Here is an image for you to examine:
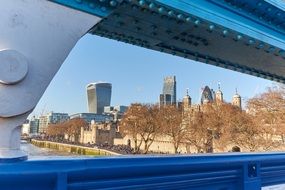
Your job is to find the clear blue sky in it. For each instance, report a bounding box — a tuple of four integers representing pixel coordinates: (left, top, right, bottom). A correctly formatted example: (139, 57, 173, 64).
(30, 34, 273, 117)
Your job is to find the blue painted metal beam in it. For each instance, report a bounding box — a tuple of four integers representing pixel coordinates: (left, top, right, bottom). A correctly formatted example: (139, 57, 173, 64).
(49, 0, 123, 17)
(48, 0, 285, 83)
(88, 0, 285, 83)
(2, 153, 285, 189)
(158, 0, 285, 50)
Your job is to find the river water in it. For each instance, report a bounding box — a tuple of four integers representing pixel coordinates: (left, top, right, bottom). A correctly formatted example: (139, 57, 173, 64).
(20, 141, 93, 159)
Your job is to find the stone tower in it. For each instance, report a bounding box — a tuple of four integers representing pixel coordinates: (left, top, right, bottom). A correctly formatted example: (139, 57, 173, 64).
(215, 83, 223, 103)
(183, 88, 191, 110)
(232, 88, 241, 109)
(182, 89, 192, 125)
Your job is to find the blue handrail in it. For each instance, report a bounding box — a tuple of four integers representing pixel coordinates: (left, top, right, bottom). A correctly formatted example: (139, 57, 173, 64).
(2, 153, 285, 189)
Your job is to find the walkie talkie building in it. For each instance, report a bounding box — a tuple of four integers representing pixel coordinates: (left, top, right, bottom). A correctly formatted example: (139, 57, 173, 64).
(87, 82, 112, 114)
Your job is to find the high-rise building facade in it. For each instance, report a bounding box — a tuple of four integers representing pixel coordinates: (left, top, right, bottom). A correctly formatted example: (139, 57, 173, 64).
(38, 115, 48, 134)
(21, 120, 30, 135)
(160, 76, 176, 105)
(29, 116, 39, 134)
(38, 112, 69, 133)
(87, 82, 112, 114)
(70, 113, 112, 124)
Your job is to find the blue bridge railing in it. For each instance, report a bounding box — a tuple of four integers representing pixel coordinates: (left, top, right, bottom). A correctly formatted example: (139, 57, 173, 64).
(2, 153, 285, 190)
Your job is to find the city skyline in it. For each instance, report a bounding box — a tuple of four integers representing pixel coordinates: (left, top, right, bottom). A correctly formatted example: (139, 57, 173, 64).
(30, 34, 274, 117)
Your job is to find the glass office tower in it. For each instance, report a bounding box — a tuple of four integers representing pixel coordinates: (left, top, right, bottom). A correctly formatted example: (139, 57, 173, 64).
(87, 82, 112, 114)
(160, 76, 176, 105)
(201, 86, 214, 104)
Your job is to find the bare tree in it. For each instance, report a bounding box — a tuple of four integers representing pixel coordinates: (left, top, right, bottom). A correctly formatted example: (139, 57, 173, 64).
(46, 118, 88, 143)
(159, 105, 184, 153)
(224, 109, 262, 152)
(65, 118, 89, 143)
(184, 111, 210, 153)
(120, 103, 145, 153)
(137, 104, 160, 154)
(46, 123, 66, 141)
(185, 103, 250, 153)
(246, 86, 285, 150)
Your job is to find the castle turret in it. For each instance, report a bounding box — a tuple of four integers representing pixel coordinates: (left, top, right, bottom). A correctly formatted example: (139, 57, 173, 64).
(182, 89, 192, 125)
(232, 88, 241, 109)
(215, 83, 223, 103)
(80, 126, 84, 144)
(183, 88, 191, 109)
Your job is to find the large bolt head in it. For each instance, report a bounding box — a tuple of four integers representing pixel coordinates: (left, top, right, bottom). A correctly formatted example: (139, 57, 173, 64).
(0, 50, 28, 85)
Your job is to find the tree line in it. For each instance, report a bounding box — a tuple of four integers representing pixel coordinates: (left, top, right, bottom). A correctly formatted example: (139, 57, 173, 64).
(120, 85, 285, 154)
(46, 118, 88, 143)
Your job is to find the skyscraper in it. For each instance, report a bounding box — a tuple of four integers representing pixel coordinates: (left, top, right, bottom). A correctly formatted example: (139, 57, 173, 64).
(159, 76, 176, 105)
(201, 86, 214, 104)
(87, 82, 112, 114)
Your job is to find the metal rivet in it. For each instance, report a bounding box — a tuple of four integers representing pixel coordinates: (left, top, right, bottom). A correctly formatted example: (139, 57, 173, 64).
(149, 3, 155, 9)
(158, 7, 165, 14)
(209, 24, 215, 31)
(110, 1, 117, 7)
(237, 34, 243, 40)
(194, 20, 200, 25)
(248, 39, 255, 45)
(168, 10, 175, 17)
(177, 14, 184, 20)
(222, 30, 228, 36)
(139, 0, 145, 6)
(258, 43, 264, 49)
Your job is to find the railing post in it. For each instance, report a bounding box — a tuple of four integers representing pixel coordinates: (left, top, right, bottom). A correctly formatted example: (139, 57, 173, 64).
(243, 162, 261, 190)
(56, 172, 67, 190)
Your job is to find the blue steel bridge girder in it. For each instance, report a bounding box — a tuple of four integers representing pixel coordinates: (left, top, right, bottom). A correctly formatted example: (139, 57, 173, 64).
(50, 0, 285, 83)
(49, 0, 123, 17)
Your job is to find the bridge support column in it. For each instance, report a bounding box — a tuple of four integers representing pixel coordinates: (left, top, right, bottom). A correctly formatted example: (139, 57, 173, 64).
(0, 0, 101, 160)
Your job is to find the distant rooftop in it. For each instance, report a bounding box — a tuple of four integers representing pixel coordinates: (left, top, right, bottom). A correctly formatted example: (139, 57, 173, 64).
(86, 82, 112, 88)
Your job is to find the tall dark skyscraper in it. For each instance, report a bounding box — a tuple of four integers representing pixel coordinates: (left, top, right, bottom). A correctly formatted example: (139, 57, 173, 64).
(87, 82, 112, 114)
(160, 76, 176, 105)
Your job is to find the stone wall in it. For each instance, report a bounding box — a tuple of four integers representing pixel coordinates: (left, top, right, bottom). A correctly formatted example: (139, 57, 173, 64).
(80, 122, 121, 145)
(31, 139, 120, 156)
